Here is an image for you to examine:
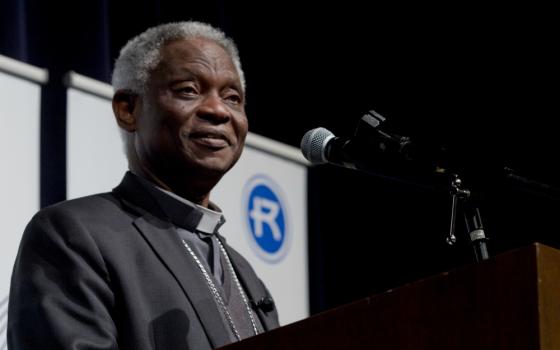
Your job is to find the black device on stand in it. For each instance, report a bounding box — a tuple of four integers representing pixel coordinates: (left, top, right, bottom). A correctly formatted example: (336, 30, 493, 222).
(302, 109, 560, 263)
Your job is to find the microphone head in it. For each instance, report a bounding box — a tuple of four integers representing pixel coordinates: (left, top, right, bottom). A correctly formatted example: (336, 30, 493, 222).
(300, 127, 335, 164)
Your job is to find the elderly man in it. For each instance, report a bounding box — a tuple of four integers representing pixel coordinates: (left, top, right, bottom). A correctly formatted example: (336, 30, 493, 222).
(8, 21, 279, 349)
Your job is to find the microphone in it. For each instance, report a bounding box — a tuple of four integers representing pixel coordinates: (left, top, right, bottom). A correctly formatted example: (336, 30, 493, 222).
(301, 111, 419, 169)
(300, 127, 351, 167)
(301, 111, 448, 188)
(302, 111, 560, 199)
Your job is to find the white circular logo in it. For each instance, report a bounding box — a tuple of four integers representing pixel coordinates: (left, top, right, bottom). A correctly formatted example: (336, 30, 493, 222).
(242, 175, 291, 263)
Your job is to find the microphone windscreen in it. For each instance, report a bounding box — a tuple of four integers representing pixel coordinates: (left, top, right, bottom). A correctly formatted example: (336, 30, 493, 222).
(300, 127, 334, 164)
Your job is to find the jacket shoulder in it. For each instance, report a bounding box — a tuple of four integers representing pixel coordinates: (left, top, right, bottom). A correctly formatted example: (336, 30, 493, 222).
(23, 192, 131, 244)
(39, 192, 120, 215)
(32, 192, 130, 224)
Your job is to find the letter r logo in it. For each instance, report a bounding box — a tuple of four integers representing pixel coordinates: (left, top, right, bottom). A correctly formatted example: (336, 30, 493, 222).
(249, 197, 282, 241)
(243, 175, 290, 263)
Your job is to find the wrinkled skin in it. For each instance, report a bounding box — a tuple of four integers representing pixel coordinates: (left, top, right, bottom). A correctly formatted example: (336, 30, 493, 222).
(113, 38, 248, 207)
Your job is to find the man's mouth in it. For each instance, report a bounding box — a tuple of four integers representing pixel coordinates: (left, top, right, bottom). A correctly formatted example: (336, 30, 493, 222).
(189, 131, 231, 149)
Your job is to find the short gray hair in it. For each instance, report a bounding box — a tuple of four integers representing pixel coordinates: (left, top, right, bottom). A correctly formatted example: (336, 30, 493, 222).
(112, 21, 245, 94)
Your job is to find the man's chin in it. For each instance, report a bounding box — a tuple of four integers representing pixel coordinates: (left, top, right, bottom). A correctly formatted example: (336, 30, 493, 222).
(186, 158, 236, 177)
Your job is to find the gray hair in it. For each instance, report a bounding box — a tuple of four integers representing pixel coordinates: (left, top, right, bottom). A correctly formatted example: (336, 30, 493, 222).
(112, 21, 245, 94)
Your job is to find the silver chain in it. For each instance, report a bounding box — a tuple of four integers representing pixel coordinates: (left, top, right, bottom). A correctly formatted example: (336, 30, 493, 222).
(181, 239, 259, 341)
(216, 239, 259, 336)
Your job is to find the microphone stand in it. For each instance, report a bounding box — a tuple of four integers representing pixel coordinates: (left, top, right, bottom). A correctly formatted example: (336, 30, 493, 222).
(446, 174, 489, 262)
(355, 111, 490, 261)
(310, 109, 559, 262)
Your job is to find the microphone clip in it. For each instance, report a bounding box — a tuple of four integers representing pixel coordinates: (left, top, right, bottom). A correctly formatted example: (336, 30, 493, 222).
(356, 110, 413, 158)
(251, 296, 275, 313)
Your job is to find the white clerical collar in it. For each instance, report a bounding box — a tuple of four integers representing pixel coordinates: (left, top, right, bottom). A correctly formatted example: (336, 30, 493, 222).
(155, 186, 223, 234)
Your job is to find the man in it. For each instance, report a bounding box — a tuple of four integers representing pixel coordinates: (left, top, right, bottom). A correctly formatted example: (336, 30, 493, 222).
(8, 21, 279, 349)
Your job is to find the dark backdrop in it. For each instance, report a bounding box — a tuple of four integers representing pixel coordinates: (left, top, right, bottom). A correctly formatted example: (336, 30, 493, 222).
(2, 1, 558, 314)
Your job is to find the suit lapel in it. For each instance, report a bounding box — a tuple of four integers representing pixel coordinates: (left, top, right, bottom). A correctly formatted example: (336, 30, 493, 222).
(113, 173, 232, 348)
(133, 216, 232, 348)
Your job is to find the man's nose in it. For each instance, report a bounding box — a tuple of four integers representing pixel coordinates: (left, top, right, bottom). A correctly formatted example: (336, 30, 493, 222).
(196, 93, 231, 123)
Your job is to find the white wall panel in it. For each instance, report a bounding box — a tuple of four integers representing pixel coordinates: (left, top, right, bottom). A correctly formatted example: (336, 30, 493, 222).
(0, 62, 43, 349)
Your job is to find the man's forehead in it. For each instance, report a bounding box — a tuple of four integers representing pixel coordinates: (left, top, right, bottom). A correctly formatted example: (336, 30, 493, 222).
(159, 38, 231, 66)
(153, 38, 241, 86)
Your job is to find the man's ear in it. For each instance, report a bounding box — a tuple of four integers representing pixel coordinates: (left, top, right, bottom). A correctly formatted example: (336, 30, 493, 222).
(113, 90, 139, 132)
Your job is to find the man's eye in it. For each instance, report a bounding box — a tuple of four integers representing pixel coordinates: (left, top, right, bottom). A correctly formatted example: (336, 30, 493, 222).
(224, 94, 242, 105)
(176, 86, 198, 95)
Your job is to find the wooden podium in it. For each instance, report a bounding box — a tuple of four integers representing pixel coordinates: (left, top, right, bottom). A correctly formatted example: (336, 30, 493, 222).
(220, 243, 560, 349)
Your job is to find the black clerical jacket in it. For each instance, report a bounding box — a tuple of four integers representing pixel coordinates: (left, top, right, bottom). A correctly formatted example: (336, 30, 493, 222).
(8, 172, 279, 349)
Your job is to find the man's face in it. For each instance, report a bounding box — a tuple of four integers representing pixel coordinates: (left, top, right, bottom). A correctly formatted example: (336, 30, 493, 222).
(134, 38, 248, 180)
